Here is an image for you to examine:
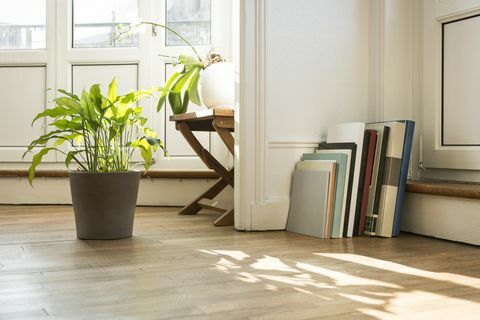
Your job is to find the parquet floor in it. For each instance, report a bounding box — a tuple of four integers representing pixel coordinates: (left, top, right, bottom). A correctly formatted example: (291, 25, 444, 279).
(0, 205, 479, 319)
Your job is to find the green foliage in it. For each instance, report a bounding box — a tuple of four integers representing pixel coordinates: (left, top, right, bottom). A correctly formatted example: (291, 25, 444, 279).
(24, 78, 167, 185)
(157, 54, 204, 114)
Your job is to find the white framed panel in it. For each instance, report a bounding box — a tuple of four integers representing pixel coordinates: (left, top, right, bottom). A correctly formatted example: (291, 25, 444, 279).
(0, 66, 56, 162)
(422, 0, 480, 170)
(442, 14, 480, 145)
(71, 64, 138, 95)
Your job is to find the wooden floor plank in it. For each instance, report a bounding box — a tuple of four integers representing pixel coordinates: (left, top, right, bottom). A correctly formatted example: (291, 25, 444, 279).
(1, 205, 480, 319)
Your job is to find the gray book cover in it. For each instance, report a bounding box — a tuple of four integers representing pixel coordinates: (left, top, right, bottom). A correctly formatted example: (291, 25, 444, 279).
(287, 170, 330, 238)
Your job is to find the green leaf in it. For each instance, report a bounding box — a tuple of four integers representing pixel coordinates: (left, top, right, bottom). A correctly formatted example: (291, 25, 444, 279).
(24, 130, 79, 156)
(55, 97, 82, 112)
(28, 147, 54, 186)
(157, 72, 180, 112)
(108, 78, 117, 102)
(187, 68, 202, 106)
(180, 91, 190, 114)
(50, 119, 83, 131)
(80, 90, 98, 128)
(168, 92, 183, 114)
(89, 84, 103, 112)
(58, 89, 79, 101)
(120, 92, 135, 104)
(171, 68, 195, 94)
(145, 137, 161, 146)
(179, 54, 203, 70)
(31, 107, 76, 125)
(65, 151, 82, 168)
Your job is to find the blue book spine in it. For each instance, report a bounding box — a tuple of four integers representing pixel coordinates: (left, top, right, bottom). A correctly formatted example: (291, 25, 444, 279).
(392, 120, 415, 236)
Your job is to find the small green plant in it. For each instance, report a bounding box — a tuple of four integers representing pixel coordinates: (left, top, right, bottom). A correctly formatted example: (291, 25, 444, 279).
(116, 21, 225, 114)
(24, 78, 166, 185)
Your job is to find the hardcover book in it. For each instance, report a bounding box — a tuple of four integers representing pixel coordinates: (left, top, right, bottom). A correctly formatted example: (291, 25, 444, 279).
(364, 125, 390, 236)
(389, 120, 415, 236)
(326, 123, 366, 237)
(287, 170, 330, 239)
(367, 122, 406, 237)
(358, 130, 377, 235)
(317, 142, 356, 237)
(302, 152, 350, 238)
(296, 160, 337, 238)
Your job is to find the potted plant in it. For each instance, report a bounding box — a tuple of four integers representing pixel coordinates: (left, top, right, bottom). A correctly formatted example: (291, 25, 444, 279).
(24, 78, 165, 240)
(117, 21, 235, 114)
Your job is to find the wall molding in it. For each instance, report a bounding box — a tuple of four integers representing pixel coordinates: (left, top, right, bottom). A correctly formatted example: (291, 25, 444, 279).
(268, 140, 322, 149)
(235, 0, 267, 231)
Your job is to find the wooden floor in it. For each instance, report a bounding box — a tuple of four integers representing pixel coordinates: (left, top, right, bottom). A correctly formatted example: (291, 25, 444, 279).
(1, 206, 480, 320)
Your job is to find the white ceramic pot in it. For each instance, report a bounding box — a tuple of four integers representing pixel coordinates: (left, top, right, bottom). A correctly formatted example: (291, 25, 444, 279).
(200, 62, 235, 109)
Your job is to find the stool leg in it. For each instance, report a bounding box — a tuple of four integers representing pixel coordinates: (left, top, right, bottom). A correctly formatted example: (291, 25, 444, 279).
(179, 177, 229, 215)
(214, 209, 234, 226)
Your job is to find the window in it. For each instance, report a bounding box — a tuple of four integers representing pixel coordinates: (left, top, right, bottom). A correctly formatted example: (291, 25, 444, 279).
(0, 0, 46, 50)
(73, 0, 138, 48)
(442, 14, 480, 146)
(166, 0, 211, 46)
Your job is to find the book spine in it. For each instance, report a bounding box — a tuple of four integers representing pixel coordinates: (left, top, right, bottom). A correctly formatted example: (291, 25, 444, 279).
(392, 121, 415, 236)
(358, 130, 377, 235)
(353, 131, 371, 236)
(364, 127, 390, 236)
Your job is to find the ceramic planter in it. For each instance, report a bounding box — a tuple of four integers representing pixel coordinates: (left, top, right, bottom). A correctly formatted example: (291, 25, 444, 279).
(200, 62, 235, 109)
(69, 171, 140, 240)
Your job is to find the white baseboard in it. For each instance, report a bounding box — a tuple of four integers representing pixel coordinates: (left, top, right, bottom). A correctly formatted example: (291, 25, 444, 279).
(402, 193, 480, 246)
(0, 177, 233, 207)
(251, 197, 289, 230)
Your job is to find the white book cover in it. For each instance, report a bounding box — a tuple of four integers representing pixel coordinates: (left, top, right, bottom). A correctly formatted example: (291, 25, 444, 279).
(327, 122, 366, 237)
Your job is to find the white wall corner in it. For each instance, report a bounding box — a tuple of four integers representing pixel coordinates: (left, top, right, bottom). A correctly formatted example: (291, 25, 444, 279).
(251, 196, 289, 231)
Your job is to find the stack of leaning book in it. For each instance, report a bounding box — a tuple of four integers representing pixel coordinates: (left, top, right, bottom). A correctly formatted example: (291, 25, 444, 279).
(287, 120, 415, 238)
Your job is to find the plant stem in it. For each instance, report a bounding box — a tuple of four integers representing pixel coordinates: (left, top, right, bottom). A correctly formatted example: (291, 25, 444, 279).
(130, 21, 202, 61)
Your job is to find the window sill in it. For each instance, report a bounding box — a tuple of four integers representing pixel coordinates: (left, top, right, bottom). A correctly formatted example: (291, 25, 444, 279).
(0, 169, 219, 180)
(406, 179, 480, 200)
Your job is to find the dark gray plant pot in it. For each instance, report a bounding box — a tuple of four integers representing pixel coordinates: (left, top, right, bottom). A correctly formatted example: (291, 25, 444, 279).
(69, 171, 141, 240)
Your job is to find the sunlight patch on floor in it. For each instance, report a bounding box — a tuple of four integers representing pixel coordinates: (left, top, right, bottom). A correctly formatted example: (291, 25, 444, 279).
(359, 290, 480, 319)
(316, 253, 480, 289)
(250, 256, 300, 273)
(295, 262, 401, 288)
(198, 248, 480, 319)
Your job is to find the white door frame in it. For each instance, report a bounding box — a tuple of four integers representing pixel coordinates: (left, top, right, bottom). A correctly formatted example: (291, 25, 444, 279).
(236, 0, 285, 231)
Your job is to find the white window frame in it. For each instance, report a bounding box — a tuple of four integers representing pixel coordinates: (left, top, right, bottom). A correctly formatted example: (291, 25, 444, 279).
(0, 0, 232, 170)
(422, 0, 480, 170)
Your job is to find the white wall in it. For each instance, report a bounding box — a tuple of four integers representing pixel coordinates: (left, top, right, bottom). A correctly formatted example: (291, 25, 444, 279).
(263, 0, 370, 224)
(237, 0, 420, 230)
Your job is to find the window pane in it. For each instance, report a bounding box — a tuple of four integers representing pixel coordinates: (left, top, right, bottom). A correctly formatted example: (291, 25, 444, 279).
(0, 0, 46, 50)
(166, 0, 211, 46)
(73, 0, 138, 48)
